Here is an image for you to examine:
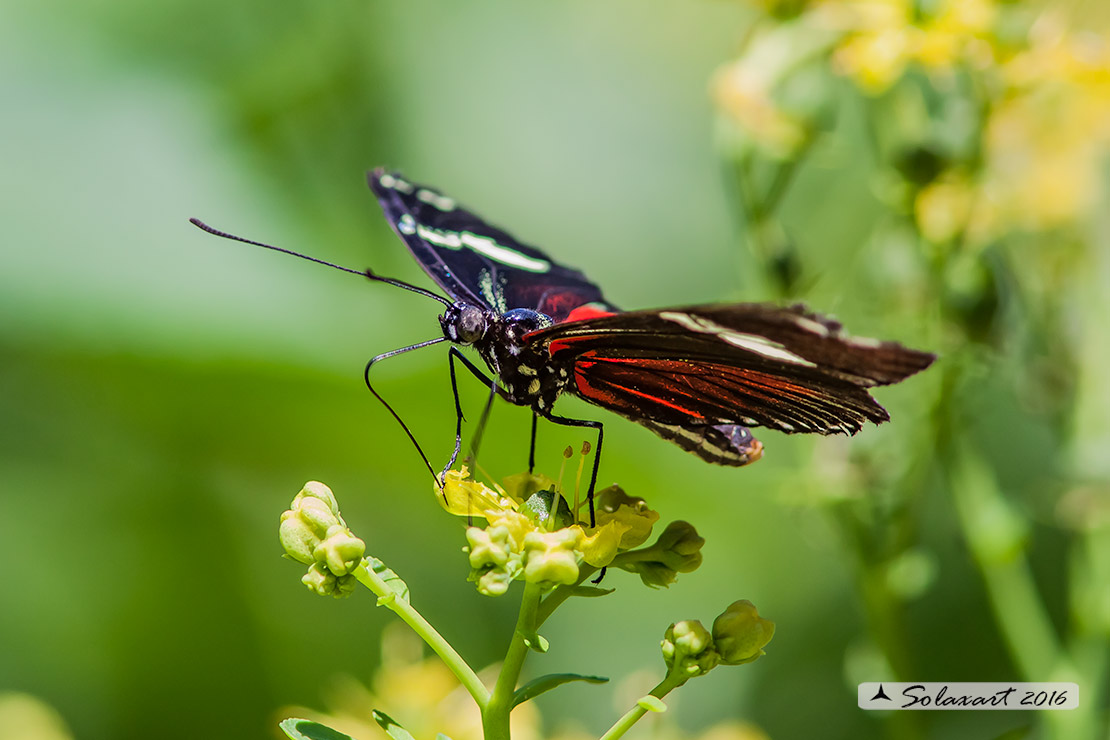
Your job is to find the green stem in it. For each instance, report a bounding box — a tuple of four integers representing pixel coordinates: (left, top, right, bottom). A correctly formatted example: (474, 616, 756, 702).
(944, 448, 1101, 740)
(352, 561, 489, 707)
(947, 446, 1061, 680)
(482, 581, 544, 740)
(598, 673, 684, 740)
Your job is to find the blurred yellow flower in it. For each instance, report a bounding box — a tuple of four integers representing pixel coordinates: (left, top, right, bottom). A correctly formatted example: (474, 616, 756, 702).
(713, 58, 808, 157)
(978, 19, 1110, 233)
(914, 173, 976, 243)
(281, 624, 542, 740)
(825, 0, 998, 92)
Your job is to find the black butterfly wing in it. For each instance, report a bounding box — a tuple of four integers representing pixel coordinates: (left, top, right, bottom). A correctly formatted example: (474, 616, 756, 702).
(527, 303, 934, 462)
(369, 170, 616, 321)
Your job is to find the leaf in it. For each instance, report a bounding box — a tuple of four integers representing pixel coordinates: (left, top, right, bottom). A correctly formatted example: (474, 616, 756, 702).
(512, 673, 610, 707)
(367, 557, 410, 604)
(637, 695, 667, 713)
(279, 718, 357, 740)
(569, 585, 615, 598)
(371, 710, 417, 740)
(521, 631, 549, 653)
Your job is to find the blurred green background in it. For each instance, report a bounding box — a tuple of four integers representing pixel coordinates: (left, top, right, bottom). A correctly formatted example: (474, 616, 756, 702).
(1, 1, 1108, 739)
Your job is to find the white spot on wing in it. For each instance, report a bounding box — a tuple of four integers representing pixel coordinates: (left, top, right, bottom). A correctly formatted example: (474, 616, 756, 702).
(659, 311, 817, 367)
(795, 315, 831, 336)
(416, 188, 456, 212)
(380, 174, 414, 193)
(461, 232, 549, 272)
(527, 379, 540, 394)
(398, 214, 417, 235)
(408, 221, 550, 273)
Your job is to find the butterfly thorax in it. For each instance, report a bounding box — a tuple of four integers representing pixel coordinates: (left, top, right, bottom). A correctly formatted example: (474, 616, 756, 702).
(441, 304, 569, 412)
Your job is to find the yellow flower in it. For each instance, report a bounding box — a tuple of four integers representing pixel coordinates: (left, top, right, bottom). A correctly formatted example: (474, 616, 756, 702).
(281, 625, 544, 740)
(439, 466, 517, 518)
(577, 519, 631, 568)
(442, 464, 679, 593)
(713, 58, 808, 157)
(833, 26, 912, 93)
(595, 486, 660, 549)
(913, 0, 997, 71)
(914, 173, 976, 243)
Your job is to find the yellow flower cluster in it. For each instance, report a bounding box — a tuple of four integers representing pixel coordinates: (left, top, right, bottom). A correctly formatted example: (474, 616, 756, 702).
(439, 467, 705, 596)
(827, 0, 997, 93)
(715, 1, 1110, 240)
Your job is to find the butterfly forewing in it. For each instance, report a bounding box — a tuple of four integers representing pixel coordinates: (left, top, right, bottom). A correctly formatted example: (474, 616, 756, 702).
(369, 170, 616, 321)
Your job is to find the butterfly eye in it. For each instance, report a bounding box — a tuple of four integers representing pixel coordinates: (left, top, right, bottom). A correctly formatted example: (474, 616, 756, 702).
(442, 303, 488, 345)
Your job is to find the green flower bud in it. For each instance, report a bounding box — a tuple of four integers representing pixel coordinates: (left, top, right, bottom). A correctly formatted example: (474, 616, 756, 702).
(280, 481, 347, 565)
(473, 567, 517, 598)
(522, 528, 582, 586)
(466, 525, 524, 597)
(712, 600, 775, 665)
(662, 620, 720, 680)
(279, 511, 321, 565)
(617, 521, 705, 588)
(301, 562, 358, 598)
(280, 481, 365, 581)
(656, 521, 705, 569)
(313, 525, 366, 577)
(298, 481, 341, 517)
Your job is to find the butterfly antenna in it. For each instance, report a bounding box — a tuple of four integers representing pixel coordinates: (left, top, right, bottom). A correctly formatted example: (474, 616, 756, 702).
(189, 218, 367, 278)
(365, 270, 452, 307)
(190, 218, 453, 308)
(364, 337, 449, 486)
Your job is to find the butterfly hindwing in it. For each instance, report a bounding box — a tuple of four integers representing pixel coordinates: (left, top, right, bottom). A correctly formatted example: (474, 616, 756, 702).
(369, 170, 615, 321)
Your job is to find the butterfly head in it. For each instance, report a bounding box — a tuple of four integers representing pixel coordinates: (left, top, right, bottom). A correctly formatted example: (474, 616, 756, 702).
(441, 302, 490, 345)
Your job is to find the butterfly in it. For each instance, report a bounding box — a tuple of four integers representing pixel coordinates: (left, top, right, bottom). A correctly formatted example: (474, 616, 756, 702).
(366, 170, 936, 500)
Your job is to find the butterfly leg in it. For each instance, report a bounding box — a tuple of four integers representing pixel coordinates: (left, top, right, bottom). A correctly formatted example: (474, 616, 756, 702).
(466, 377, 499, 468)
(446, 346, 500, 475)
(542, 414, 604, 526)
(528, 412, 538, 474)
(364, 337, 448, 484)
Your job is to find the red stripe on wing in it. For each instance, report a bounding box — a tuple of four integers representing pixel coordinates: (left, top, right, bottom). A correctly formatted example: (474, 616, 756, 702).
(568, 354, 886, 433)
(573, 360, 707, 418)
(564, 303, 618, 323)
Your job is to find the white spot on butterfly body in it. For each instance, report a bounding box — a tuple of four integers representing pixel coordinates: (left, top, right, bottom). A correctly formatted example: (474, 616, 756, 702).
(659, 312, 817, 367)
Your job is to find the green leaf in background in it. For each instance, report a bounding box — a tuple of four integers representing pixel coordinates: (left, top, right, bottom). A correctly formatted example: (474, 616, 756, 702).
(511, 672, 609, 708)
(371, 709, 417, 740)
(279, 718, 356, 740)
